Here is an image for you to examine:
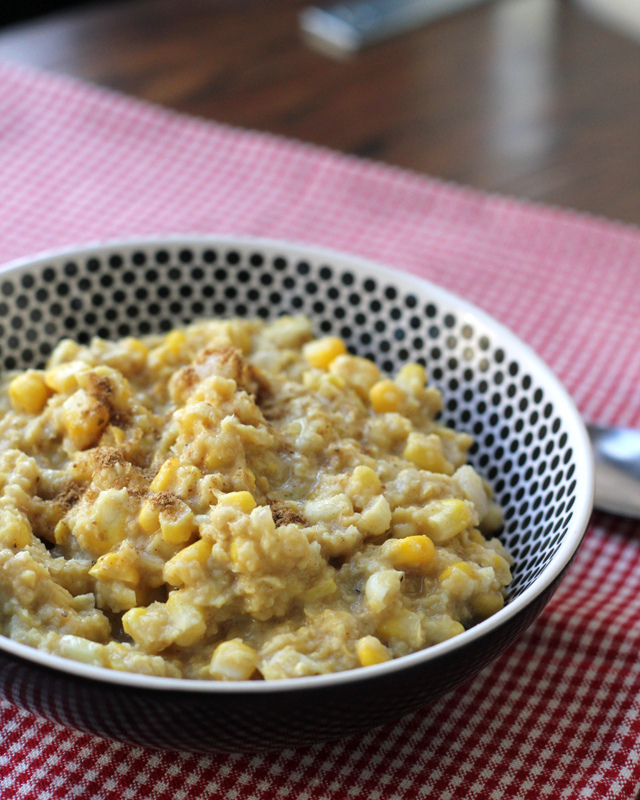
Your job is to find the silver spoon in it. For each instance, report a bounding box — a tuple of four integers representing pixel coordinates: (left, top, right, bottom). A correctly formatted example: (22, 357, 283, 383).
(588, 424, 640, 519)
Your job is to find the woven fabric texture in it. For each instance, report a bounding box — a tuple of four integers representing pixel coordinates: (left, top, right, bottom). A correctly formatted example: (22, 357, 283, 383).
(0, 60, 639, 800)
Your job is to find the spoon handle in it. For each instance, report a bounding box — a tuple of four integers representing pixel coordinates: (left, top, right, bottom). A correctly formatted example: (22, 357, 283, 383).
(588, 424, 640, 519)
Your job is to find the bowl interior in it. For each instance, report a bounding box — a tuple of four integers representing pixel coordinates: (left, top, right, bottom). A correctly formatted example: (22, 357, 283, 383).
(0, 239, 586, 605)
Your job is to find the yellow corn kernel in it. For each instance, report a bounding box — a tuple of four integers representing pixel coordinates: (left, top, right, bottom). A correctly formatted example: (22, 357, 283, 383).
(54, 519, 71, 546)
(424, 618, 465, 644)
(153, 460, 201, 499)
(357, 636, 391, 667)
(377, 610, 422, 647)
(329, 355, 381, 400)
(229, 538, 242, 565)
(48, 338, 81, 365)
(165, 330, 186, 354)
(347, 465, 382, 510)
(209, 639, 258, 681)
(164, 538, 211, 586)
(89, 541, 139, 585)
(383, 535, 435, 573)
(369, 380, 406, 413)
(44, 363, 81, 393)
(302, 578, 337, 603)
(402, 432, 454, 474)
(62, 389, 110, 450)
(150, 458, 181, 492)
(424, 499, 472, 543)
(121, 606, 147, 638)
(125, 337, 149, 360)
(148, 331, 188, 370)
(397, 363, 427, 388)
(181, 538, 211, 564)
(439, 561, 476, 583)
(138, 498, 160, 534)
(124, 598, 202, 652)
(303, 337, 347, 369)
(203, 448, 233, 472)
(471, 592, 504, 620)
(122, 602, 172, 653)
(159, 501, 196, 545)
(0, 509, 31, 549)
(217, 491, 256, 513)
(9, 371, 52, 414)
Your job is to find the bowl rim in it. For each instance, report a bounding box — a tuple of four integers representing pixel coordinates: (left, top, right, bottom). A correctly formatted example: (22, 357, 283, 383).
(0, 234, 594, 694)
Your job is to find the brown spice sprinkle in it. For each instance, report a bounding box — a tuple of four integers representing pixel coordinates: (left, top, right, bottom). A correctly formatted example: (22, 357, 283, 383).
(86, 373, 131, 428)
(173, 366, 198, 395)
(149, 490, 178, 509)
(54, 481, 84, 512)
(92, 447, 126, 470)
(198, 346, 263, 396)
(269, 499, 306, 528)
(85, 448, 152, 493)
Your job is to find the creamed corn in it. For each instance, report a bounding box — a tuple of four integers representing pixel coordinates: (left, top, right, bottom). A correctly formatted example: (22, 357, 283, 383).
(0, 316, 512, 680)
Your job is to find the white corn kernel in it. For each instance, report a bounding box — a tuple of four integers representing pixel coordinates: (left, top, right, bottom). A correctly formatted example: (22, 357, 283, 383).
(357, 495, 392, 537)
(454, 465, 488, 520)
(365, 569, 402, 613)
(424, 499, 473, 543)
(329, 355, 381, 400)
(166, 592, 206, 647)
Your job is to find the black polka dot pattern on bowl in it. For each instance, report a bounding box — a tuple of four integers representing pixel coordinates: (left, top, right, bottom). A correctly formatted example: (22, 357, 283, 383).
(0, 244, 579, 599)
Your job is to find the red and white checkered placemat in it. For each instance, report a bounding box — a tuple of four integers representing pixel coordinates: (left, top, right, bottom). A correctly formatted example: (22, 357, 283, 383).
(0, 60, 639, 800)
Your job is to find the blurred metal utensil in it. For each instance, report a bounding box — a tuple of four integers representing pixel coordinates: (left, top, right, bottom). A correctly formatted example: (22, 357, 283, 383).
(299, 0, 492, 55)
(588, 424, 640, 519)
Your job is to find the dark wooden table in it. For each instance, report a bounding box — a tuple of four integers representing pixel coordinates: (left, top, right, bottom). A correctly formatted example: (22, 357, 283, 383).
(1, 0, 640, 225)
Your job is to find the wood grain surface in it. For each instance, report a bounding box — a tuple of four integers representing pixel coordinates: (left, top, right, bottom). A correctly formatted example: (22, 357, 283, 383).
(1, 0, 639, 225)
